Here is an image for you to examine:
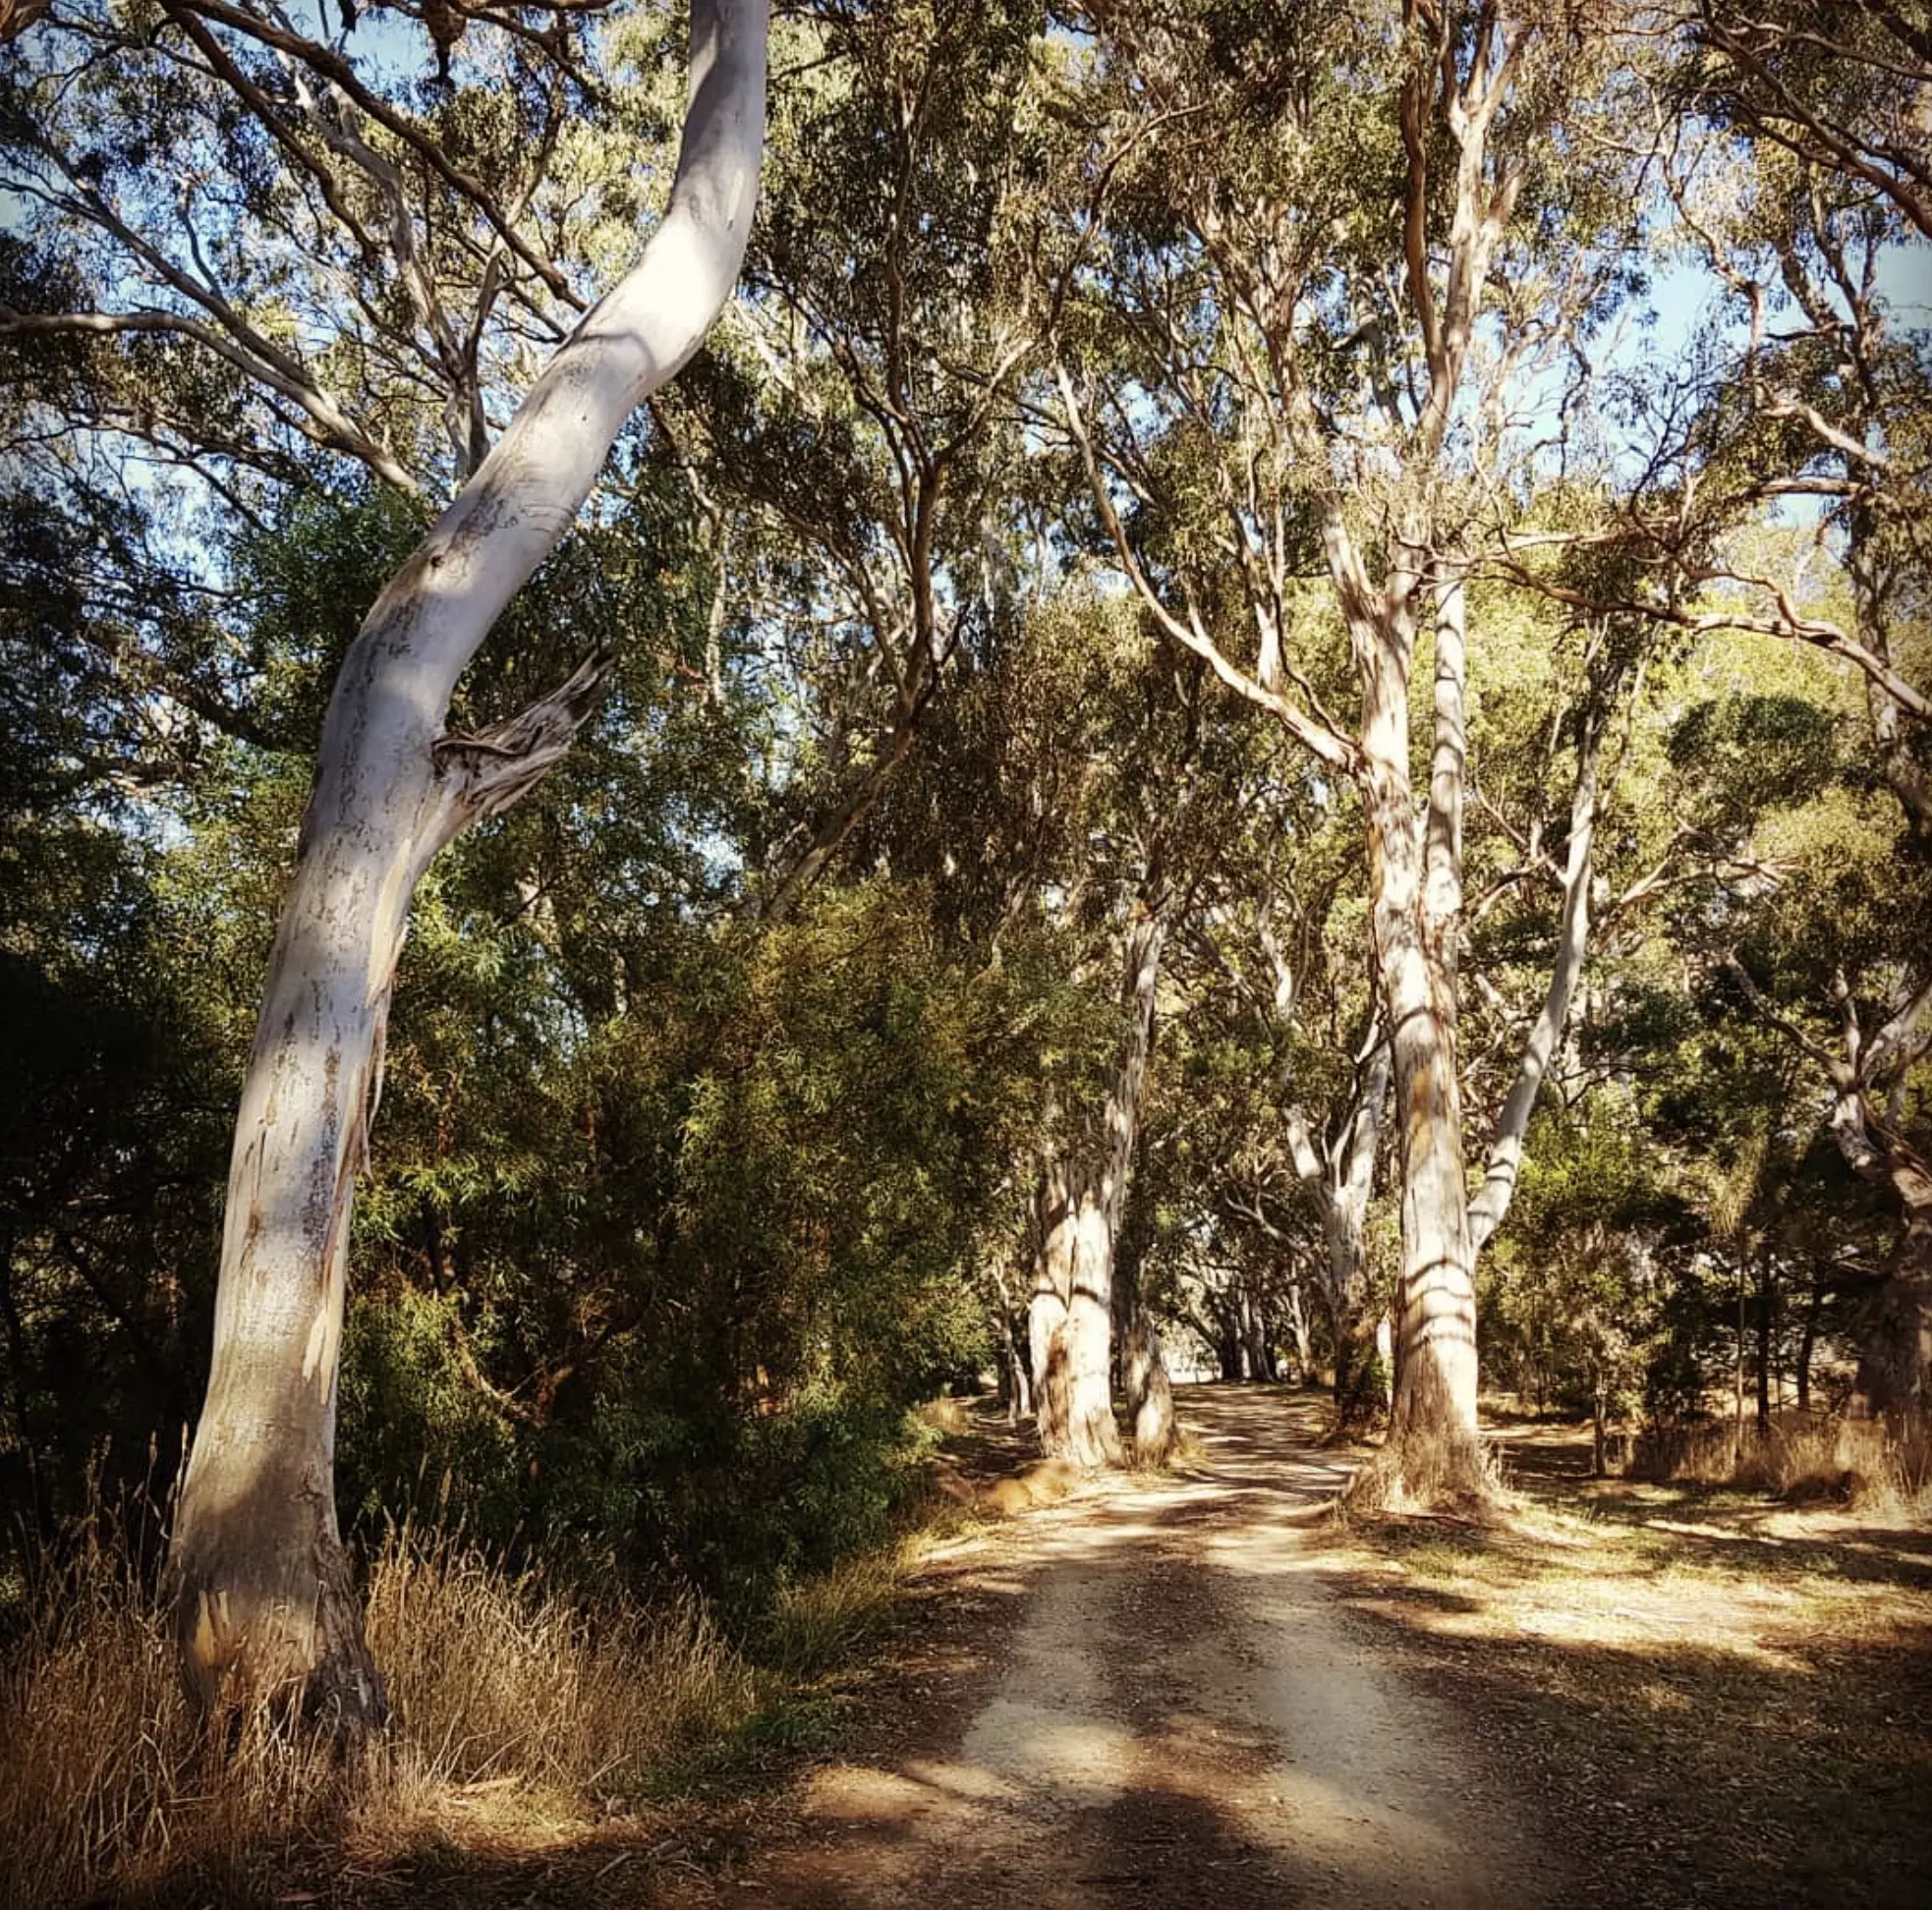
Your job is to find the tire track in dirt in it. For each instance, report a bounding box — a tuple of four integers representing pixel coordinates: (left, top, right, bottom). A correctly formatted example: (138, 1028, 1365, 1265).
(668, 1388, 1568, 1909)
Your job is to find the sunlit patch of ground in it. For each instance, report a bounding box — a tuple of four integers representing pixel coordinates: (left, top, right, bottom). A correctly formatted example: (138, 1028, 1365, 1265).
(1319, 1415, 1932, 1909)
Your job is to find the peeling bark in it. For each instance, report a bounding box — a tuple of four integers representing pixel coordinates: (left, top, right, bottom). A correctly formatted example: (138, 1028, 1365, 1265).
(167, 0, 768, 1725)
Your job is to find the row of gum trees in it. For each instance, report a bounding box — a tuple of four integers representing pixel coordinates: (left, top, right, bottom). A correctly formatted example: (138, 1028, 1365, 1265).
(2, 0, 1926, 1718)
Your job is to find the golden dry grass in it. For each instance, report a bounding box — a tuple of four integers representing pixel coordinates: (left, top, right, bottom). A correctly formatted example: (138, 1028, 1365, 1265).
(0, 1519, 756, 1910)
(1630, 1408, 1932, 1517)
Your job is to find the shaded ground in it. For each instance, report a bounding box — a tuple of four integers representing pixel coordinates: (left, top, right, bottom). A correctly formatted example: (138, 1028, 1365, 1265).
(1321, 1419, 1932, 1910)
(656, 1386, 1563, 1910)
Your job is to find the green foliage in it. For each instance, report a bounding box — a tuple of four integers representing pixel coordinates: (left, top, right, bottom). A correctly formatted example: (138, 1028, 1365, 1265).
(1481, 1102, 1690, 1419)
(2, 0, 1928, 1654)
(336, 1284, 524, 1542)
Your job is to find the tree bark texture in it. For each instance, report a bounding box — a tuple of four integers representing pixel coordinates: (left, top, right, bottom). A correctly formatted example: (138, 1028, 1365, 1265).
(1847, 1157, 1932, 1427)
(167, 0, 768, 1723)
(1121, 1308, 1177, 1467)
(1030, 906, 1167, 1467)
(1319, 1043, 1390, 1432)
(1356, 587, 1486, 1502)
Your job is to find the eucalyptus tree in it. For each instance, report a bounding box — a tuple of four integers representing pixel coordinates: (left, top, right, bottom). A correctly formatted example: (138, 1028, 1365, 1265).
(654, 0, 1051, 916)
(9, 0, 771, 1727)
(0, 0, 642, 499)
(1690, 0, 1932, 244)
(1, 0, 677, 836)
(1047, 0, 1657, 1500)
(1167, 772, 1392, 1426)
(856, 580, 1252, 1465)
(1603, 9, 1932, 1429)
(1016, 630, 1280, 1467)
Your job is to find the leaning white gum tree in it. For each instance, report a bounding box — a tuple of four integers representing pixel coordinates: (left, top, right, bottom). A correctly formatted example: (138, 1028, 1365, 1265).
(167, 0, 768, 1728)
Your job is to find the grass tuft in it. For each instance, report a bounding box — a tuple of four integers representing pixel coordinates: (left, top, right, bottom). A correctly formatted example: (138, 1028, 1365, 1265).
(0, 1513, 756, 1910)
(760, 1545, 905, 1674)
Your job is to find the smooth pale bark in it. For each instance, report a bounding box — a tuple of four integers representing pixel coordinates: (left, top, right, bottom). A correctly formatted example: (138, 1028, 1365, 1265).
(1372, 574, 1607, 1498)
(1354, 569, 1486, 1502)
(1061, 16, 1550, 1508)
(1240, 1288, 1277, 1382)
(1282, 1277, 1314, 1385)
(1122, 1308, 1176, 1466)
(1029, 1166, 1120, 1467)
(991, 1264, 1032, 1427)
(1031, 907, 1167, 1467)
(167, 0, 768, 1724)
(1469, 696, 1603, 1254)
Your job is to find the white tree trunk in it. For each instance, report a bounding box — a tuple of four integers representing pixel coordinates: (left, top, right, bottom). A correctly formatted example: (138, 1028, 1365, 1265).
(1357, 589, 1487, 1504)
(1123, 1309, 1176, 1466)
(1308, 1039, 1390, 1429)
(167, 0, 768, 1725)
(1031, 907, 1167, 1468)
(1029, 1166, 1122, 1468)
(1468, 699, 1603, 1253)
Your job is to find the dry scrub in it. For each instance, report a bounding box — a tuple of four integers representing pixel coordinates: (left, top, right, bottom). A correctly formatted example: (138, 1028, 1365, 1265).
(0, 1519, 755, 1910)
(1629, 1408, 1932, 1516)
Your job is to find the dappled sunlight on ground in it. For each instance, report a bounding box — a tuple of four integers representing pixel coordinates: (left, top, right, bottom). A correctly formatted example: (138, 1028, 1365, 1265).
(654, 1385, 1558, 1910)
(256, 1389, 1930, 1909)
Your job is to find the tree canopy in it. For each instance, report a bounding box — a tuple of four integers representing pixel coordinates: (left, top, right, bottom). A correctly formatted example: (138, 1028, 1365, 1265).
(1, 0, 1927, 1703)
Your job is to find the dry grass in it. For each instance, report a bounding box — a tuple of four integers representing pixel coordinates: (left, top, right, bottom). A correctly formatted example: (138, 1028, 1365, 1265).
(914, 1394, 978, 1436)
(0, 1518, 757, 1910)
(1630, 1408, 1932, 1516)
(761, 1544, 910, 1674)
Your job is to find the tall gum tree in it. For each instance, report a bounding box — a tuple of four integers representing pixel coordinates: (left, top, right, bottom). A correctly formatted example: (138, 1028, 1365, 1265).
(1189, 851, 1392, 1430)
(164, 0, 768, 1725)
(1687, 11, 1932, 1431)
(1029, 900, 1167, 1466)
(876, 587, 1226, 1468)
(1021, 644, 1248, 1466)
(1051, 0, 1648, 1501)
(1576, 6, 1932, 1435)
(657, 0, 1050, 919)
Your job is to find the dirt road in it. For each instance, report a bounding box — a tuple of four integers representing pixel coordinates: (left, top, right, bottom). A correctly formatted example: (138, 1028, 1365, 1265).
(681, 1388, 1566, 1910)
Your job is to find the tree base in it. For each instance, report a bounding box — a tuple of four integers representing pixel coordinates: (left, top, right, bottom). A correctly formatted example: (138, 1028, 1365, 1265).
(1340, 1423, 1505, 1517)
(174, 1538, 389, 1746)
(1132, 1388, 1177, 1469)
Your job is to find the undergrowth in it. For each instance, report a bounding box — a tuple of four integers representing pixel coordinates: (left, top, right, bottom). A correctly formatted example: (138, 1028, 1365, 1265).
(0, 1458, 973, 1910)
(0, 1512, 758, 1910)
(1629, 1408, 1932, 1515)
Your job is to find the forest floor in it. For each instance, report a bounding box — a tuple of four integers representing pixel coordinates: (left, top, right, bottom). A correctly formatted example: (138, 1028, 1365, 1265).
(374, 1385, 1932, 1910)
